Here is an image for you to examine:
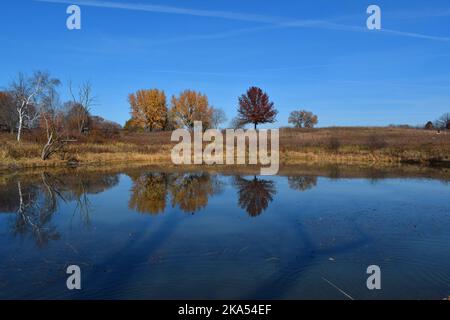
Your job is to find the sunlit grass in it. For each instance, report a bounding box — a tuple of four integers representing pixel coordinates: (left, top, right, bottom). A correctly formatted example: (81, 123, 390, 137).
(0, 127, 449, 170)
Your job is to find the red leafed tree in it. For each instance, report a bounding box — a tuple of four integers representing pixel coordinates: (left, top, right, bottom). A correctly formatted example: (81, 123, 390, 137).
(237, 87, 277, 129)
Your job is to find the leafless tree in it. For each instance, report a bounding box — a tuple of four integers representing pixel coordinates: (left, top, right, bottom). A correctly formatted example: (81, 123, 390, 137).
(68, 81, 96, 134)
(10, 71, 60, 142)
(230, 116, 246, 129)
(210, 107, 228, 129)
(435, 113, 450, 130)
(40, 85, 75, 160)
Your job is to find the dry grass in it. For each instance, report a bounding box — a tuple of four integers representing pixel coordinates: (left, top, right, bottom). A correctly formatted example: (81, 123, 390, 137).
(1, 127, 449, 170)
(278, 127, 450, 165)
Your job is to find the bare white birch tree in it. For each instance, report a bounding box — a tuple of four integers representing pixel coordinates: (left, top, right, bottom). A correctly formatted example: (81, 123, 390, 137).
(10, 71, 60, 142)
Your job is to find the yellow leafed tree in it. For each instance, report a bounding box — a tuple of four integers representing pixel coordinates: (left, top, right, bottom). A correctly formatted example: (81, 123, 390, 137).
(128, 89, 167, 131)
(170, 90, 213, 129)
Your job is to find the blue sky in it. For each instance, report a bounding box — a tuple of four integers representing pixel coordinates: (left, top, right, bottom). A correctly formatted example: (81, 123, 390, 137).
(1, 0, 450, 127)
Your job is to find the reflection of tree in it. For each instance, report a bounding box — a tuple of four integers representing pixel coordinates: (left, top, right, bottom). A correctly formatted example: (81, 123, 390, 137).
(287, 176, 317, 191)
(129, 173, 169, 214)
(1, 171, 119, 247)
(62, 173, 119, 225)
(234, 176, 276, 217)
(170, 173, 223, 214)
(13, 177, 61, 248)
(0, 181, 24, 213)
(128, 172, 224, 215)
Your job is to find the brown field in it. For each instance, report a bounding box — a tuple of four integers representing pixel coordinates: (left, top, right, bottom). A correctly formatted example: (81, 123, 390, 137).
(0, 127, 449, 170)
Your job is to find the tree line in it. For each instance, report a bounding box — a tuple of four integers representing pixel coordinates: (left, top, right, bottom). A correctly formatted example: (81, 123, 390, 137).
(0, 71, 321, 163)
(124, 86, 319, 131)
(3, 70, 448, 162)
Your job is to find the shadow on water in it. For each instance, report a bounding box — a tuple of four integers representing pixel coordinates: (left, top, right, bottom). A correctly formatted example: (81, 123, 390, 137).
(1, 164, 450, 299)
(246, 219, 372, 299)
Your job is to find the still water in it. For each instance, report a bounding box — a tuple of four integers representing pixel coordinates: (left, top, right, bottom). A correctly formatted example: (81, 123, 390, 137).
(0, 165, 449, 300)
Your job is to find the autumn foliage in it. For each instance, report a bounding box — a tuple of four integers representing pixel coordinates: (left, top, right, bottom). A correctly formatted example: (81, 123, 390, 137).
(128, 172, 222, 214)
(288, 110, 318, 128)
(128, 89, 168, 131)
(237, 87, 277, 129)
(170, 90, 213, 130)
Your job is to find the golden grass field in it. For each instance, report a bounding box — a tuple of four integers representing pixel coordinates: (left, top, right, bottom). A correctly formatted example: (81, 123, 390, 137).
(0, 127, 449, 170)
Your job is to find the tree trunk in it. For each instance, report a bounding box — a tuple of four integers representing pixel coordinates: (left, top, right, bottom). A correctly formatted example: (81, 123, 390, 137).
(254, 123, 257, 130)
(17, 117, 22, 142)
(41, 144, 51, 160)
(41, 132, 54, 160)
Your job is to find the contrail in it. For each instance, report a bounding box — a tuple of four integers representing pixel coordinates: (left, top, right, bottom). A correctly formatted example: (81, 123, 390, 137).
(36, 0, 288, 24)
(36, 0, 450, 42)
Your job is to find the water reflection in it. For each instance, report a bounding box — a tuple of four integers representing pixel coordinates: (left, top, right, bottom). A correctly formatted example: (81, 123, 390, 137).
(129, 172, 224, 214)
(170, 173, 224, 213)
(233, 176, 277, 217)
(62, 173, 119, 225)
(288, 176, 317, 191)
(1, 166, 450, 299)
(13, 175, 61, 247)
(1, 170, 323, 240)
(129, 173, 169, 214)
(0, 171, 120, 246)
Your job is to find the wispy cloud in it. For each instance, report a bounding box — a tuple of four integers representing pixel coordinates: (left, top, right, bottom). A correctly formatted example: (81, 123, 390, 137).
(331, 79, 450, 90)
(283, 20, 450, 42)
(36, 0, 450, 42)
(385, 9, 450, 19)
(36, 0, 287, 24)
(380, 28, 450, 42)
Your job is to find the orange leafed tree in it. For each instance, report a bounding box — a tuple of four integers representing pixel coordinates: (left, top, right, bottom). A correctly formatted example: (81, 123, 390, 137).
(128, 89, 167, 131)
(170, 90, 213, 129)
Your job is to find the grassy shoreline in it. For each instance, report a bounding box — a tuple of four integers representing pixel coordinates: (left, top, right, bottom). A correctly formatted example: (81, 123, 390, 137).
(1, 127, 449, 171)
(1, 149, 449, 172)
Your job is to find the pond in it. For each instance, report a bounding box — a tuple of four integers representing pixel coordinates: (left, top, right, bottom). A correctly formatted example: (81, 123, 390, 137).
(0, 165, 449, 299)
